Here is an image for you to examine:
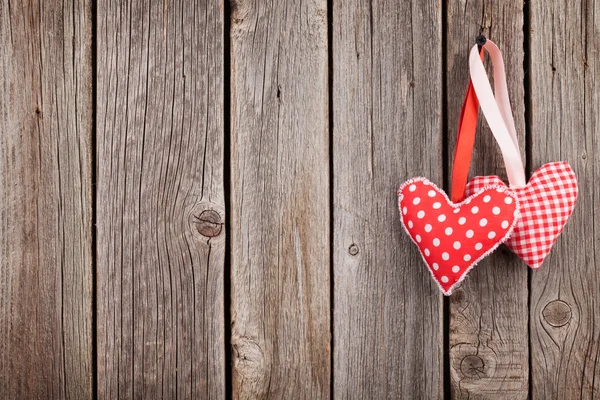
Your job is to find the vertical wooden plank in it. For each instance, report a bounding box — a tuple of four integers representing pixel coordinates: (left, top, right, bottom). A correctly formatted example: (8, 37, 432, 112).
(229, 0, 330, 398)
(0, 0, 93, 398)
(530, 1, 600, 397)
(446, 2, 529, 398)
(333, 0, 443, 398)
(97, 1, 225, 398)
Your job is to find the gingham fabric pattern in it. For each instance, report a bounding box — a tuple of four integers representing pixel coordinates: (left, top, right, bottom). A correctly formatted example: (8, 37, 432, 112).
(465, 161, 578, 269)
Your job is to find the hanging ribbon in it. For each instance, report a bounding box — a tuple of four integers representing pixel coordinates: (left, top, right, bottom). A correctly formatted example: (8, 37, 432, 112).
(450, 37, 526, 203)
(468, 39, 526, 188)
(450, 49, 482, 203)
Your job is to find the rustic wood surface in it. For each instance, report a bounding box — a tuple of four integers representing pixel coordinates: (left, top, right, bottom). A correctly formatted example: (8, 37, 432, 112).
(446, 2, 529, 398)
(332, 0, 444, 398)
(229, 0, 330, 398)
(1, 0, 599, 398)
(96, 1, 225, 398)
(529, 0, 600, 398)
(0, 1, 94, 399)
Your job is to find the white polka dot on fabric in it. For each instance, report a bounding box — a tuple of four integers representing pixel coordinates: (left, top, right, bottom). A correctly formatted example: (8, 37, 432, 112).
(445, 227, 453, 236)
(501, 220, 509, 229)
(464, 254, 471, 261)
(466, 229, 474, 238)
(402, 207, 408, 215)
(453, 208, 460, 214)
(409, 184, 417, 192)
(424, 248, 430, 256)
(492, 206, 501, 215)
(441, 276, 449, 283)
(433, 202, 441, 209)
(413, 197, 421, 205)
(504, 197, 513, 204)
(458, 217, 466, 225)
(479, 218, 488, 227)
(428, 190, 436, 197)
(433, 238, 440, 247)
(475, 243, 483, 250)
(488, 231, 496, 239)
(408, 220, 413, 229)
(425, 224, 432, 232)
(416, 234, 422, 243)
(432, 262, 439, 270)
(471, 206, 479, 214)
(452, 266, 460, 273)
(438, 214, 446, 222)
(442, 252, 450, 260)
(417, 211, 425, 219)
(483, 195, 491, 203)
(453, 241, 461, 250)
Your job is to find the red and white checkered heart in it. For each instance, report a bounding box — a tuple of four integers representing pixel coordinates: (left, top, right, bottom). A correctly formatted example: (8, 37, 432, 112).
(398, 178, 520, 295)
(466, 161, 578, 269)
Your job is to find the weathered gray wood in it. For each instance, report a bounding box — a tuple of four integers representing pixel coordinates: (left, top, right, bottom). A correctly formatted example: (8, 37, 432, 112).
(332, 0, 443, 397)
(96, 1, 225, 398)
(0, 1, 93, 398)
(446, 2, 529, 398)
(530, 1, 600, 397)
(229, 1, 330, 398)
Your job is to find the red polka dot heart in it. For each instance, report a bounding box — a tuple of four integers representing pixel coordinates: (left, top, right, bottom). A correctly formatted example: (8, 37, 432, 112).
(398, 178, 520, 295)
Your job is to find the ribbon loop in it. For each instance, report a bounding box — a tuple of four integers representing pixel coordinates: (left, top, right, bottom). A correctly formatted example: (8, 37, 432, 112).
(469, 41, 526, 189)
(450, 39, 526, 203)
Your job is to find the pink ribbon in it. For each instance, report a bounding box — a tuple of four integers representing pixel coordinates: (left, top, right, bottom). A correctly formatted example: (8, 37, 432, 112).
(469, 40, 527, 189)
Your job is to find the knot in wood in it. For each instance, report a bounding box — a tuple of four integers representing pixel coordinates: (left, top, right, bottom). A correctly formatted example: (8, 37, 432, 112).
(450, 288, 465, 304)
(348, 243, 359, 256)
(193, 210, 223, 237)
(230, 0, 248, 25)
(542, 300, 572, 327)
(460, 355, 485, 378)
(232, 336, 265, 380)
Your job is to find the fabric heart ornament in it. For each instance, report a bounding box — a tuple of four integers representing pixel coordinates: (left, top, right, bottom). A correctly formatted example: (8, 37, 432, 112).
(458, 39, 579, 269)
(398, 178, 520, 295)
(466, 162, 577, 269)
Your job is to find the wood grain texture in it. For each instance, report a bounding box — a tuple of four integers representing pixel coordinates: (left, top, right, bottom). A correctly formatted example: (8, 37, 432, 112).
(530, 0, 600, 397)
(446, 2, 529, 398)
(229, 0, 330, 398)
(332, 0, 443, 397)
(0, 0, 93, 399)
(96, 1, 225, 398)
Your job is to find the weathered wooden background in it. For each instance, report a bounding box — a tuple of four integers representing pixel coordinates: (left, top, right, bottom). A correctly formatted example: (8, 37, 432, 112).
(0, 0, 598, 398)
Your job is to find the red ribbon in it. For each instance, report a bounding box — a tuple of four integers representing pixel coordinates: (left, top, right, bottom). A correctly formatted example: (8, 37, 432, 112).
(450, 48, 483, 203)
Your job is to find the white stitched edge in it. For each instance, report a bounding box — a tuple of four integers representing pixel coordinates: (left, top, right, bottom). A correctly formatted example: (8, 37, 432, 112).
(397, 177, 521, 296)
